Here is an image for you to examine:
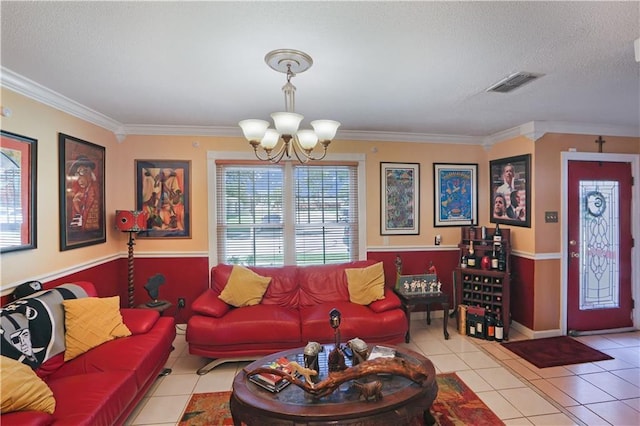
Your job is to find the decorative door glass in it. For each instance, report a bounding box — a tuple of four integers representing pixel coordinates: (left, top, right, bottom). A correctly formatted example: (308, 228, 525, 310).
(579, 180, 619, 310)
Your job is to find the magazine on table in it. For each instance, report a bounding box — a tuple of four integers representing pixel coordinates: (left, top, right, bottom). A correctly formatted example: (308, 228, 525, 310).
(367, 345, 396, 360)
(249, 356, 298, 392)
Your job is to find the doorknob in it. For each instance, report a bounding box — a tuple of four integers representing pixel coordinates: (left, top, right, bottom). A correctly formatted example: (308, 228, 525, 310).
(570, 252, 579, 258)
(569, 240, 577, 246)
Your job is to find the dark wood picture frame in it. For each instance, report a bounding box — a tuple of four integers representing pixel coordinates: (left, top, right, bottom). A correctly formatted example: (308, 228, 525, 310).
(489, 154, 531, 228)
(1, 130, 37, 253)
(380, 162, 420, 235)
(135, 159, 191, 238)
(433, 163, 478, 227)
(58, 133, 106, 250)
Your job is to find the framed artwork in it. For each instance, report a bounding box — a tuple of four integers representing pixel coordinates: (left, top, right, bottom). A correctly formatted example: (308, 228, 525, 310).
(433, 163, 478, 227)
(0, 130, 37, 253)
(135, 160, 191, 238)
(489, 154, 531, 228)
(380, 162, 420, 235)
(58, 133, 106, 251)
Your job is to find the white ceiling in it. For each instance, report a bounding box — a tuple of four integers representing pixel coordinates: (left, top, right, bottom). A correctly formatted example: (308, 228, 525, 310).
(1, 1, 639, 143)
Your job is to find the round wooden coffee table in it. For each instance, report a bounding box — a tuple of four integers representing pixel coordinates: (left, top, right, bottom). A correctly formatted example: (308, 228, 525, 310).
(230, 345, 438, 425)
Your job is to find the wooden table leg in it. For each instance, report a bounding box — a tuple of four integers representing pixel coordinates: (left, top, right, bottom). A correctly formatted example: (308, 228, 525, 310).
(442, 301, 450, 340)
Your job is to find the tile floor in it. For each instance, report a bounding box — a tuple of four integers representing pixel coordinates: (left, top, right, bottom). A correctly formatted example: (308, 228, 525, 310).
(126, 319, 640, 425)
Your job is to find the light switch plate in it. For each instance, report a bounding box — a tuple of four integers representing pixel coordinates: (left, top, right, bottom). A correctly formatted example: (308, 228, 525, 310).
(545, 211, 558, 223)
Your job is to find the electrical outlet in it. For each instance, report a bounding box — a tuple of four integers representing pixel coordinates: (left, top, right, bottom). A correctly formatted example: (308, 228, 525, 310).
(178, 298, 185, 308)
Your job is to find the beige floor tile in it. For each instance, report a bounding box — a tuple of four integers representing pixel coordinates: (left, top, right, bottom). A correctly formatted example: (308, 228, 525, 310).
(546, 376, 616, 405)
(601, 347, 640, 367)
(574, 335, 624, 350)
(592, 356, 636, 372)
(526, 413, 580, 425)
(611, 368, 640, 387)
(192, 364, 236, 393)
(454, 369, 493, 392)
(476, 390, 523, 420)
(503, 418, 534, 425)
(621, 397, 640, 411)
(427, 353, 471, 372)
(564, 362, 605, 375)
(503, 359, 542, 381)
(413, 338, 453, 356)
(580, 371, 640, 399)
(529, 379, 579, 407)
(130, 394, 191, 425)
(482, 341, 520, 360)
(167, 353, 209, 375)
(516, 359, 574, 379)
(476, 366, 527, 390)
(457, 350, 501, 369)
(442, 335, 483, 353)
(152, 373, 198, 396)
(564, 405, 609, 426)
(603, 331, 640, 347)
(499, 387, 560, 417)
(584, 400, 640, 425)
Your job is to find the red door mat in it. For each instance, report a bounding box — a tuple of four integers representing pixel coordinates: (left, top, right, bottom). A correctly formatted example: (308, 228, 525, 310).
(502, 336, 613, 368)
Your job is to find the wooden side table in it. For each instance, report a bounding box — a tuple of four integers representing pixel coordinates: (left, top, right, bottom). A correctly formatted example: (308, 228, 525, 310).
(136, 300, 172, 316)
(394, 290, 450, 342)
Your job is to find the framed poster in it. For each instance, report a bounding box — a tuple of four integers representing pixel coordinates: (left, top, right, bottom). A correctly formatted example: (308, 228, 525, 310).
(433, 163, 478, 227)
(135, 160, 191, 238)
(58, 133, 106, 250)
(380, 162, 419, 235)
(0, 130, 37, 253)
(489, 154, 531, 227)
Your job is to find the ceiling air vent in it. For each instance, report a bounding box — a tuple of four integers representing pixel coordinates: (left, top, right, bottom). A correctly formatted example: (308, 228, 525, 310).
(486, 72, 543, 93)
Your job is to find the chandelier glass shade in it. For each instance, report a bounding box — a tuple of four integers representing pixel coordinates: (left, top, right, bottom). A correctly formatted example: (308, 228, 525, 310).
(238, 49, 340, 164)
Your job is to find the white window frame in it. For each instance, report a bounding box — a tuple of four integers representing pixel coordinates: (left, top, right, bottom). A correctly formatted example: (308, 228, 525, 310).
(207, 151, 367, 268)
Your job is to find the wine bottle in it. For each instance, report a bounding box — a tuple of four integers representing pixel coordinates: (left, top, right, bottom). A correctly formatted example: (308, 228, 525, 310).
(495, 315, 504, 342)
(461, 253, 468, 268)
(467, 241, 477, 268)
(491, 244, 499, 269)
(498, 246, 507, 271)
(486, 313, 496, 341)
(493, 223, 502, 243)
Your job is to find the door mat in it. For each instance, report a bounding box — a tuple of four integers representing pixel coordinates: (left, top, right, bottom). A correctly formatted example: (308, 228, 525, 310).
(502, 336, 613, 368)
(179, 372, 503, 426)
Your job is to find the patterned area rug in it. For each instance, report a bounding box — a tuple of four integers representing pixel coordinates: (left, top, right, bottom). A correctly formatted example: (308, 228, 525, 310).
(502, 336, 613, 368)
(179, 372, 503, 426)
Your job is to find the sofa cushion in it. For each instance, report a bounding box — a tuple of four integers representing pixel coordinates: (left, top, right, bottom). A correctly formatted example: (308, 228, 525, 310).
(188, 305, 300, 346)
(369, 288, 402, 312)
(345, 262, 385, 305)
(298, 260, 377, 307)
(47, 370, 138, 425)
(219, 265, 272, 307)
(120, 308, 160, 334)
(62, 296, 131, 361)
(0, 355, 56, 414)
(192, 289, 231, 318)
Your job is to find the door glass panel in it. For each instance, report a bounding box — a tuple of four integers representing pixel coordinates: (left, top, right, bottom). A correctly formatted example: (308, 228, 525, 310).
(579, 180, 619, 310)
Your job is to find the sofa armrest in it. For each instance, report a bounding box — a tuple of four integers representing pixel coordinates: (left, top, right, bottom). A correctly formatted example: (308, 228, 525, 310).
(192, 289, 231, 318)
(368, 288, 401, 312)
(0, 410, 53, 426)
(120, 308, 160, 334)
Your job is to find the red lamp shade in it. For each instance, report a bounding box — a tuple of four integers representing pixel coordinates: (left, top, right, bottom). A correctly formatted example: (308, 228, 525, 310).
(115, 210, 148, 232)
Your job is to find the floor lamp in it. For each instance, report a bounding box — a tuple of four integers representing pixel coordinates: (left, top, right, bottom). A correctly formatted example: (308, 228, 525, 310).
(115, 210, 148, 308)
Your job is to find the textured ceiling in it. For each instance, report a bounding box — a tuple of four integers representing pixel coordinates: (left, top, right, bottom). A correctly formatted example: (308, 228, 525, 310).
(1, 1, 639, 141)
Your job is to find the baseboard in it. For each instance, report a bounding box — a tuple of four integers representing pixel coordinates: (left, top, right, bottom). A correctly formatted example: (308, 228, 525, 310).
(509, 321, 562, 339)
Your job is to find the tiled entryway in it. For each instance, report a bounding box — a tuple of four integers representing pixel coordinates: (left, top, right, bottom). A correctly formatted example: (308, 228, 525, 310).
(126, 320, 639, 425)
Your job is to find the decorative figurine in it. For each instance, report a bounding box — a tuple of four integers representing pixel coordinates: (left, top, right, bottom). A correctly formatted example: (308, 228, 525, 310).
(285, 361, 318, 387)
(353, 380, 383, 401)
(347, 338, 369, 366)
(395, 255, 403, 275)
(303, 341, 322, 372)
(328, 308, 346, 372)
(144, 273, 166, 307)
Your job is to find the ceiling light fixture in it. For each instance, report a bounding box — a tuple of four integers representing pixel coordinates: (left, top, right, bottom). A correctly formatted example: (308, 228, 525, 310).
(239, 49, 340, 164)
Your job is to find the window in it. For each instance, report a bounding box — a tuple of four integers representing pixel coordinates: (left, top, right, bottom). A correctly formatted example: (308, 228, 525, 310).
(213, 156, 362, 266)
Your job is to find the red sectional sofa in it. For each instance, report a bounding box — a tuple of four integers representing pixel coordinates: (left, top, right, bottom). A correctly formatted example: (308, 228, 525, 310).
(187, 260, 407, 373)
(1, 281, 176, 426)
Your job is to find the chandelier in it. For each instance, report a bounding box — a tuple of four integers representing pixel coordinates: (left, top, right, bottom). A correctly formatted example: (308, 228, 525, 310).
(238, 49, 340, 164)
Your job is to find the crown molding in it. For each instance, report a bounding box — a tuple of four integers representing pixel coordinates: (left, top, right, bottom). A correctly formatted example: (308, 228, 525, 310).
(3, 67, 638, 144)
(1, 67, 124, 134)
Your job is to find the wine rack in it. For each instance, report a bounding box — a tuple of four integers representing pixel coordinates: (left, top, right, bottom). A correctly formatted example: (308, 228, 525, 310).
(455, 226, 511, 339)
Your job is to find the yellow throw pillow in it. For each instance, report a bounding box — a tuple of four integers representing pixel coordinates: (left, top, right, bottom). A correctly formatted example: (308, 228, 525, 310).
(62, 296, 131, 361)
(0, 355, 56, 414)
(346, 262, 386, 305)
(218, 265, 272, 307)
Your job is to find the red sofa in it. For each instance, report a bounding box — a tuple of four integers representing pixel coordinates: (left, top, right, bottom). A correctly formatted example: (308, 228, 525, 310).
(1, 281, 176, 426)
(187, 260, 407, 374)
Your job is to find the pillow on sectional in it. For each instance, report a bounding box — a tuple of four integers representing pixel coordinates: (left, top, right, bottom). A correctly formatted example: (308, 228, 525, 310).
(62, 296, 131, 361)
(0, 355, 56, 414)
(345, 261, 386, 305)
(218, 265, 272, 307)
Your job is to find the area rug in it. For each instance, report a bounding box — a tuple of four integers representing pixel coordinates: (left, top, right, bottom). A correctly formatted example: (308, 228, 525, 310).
(179, 372, 503, 426)
(501, 336, 613, 368)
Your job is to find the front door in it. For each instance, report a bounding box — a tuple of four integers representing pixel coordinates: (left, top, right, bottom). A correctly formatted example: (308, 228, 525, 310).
(567, 160, 633, 332)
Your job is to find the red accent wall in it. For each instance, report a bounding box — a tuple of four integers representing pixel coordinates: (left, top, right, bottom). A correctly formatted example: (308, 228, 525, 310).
(1, 257, 209, 321)
(368, 250, 460, 311)
(510, 255, 535, 329)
